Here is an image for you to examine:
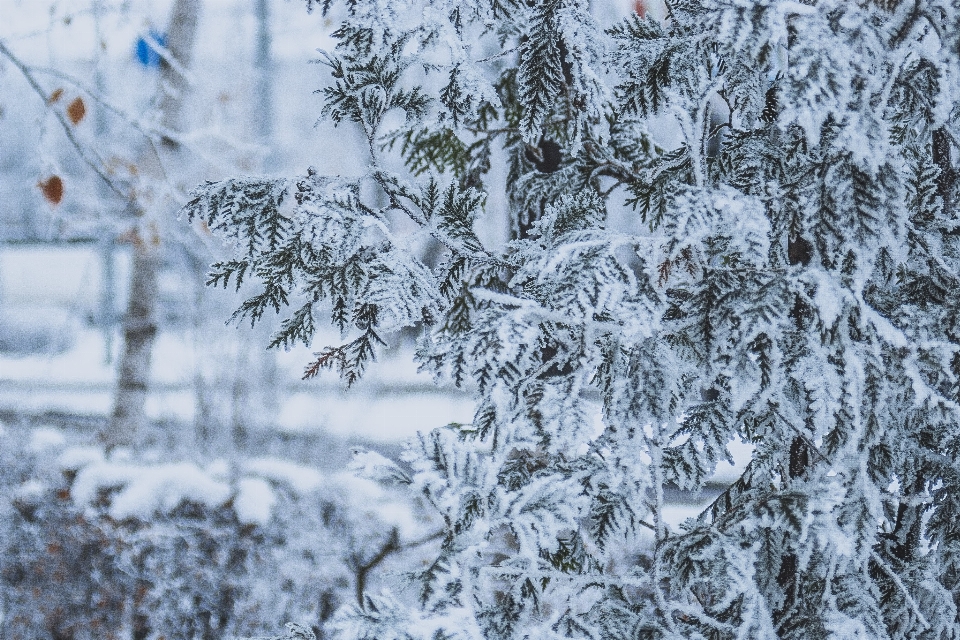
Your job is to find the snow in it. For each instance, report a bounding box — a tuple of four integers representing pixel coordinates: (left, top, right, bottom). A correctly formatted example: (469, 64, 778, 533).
(276, 389, 475, 441)
(348, 447, 412, 486)
(244, 457, 324, 495)
(60, 452, 422, 533)
(72, 460, 232, 521)
(29, 426, 67, 451)
(235, 476, 276, 526)
(712, 438, 754, 484)
(13, 479, 46, 503)
(0, 306, 82, 357)
(661, 504, 706, 531)
(0, 328, 191, 387)
(58, 445, 105, 470)
(328, 471, 422, 539)
(812, 270, 844, 329)
(205, 459, 230, 479)
(0, 246, 130, 315)
(0, 0, 336, 63)
(0, 321, 474, 440)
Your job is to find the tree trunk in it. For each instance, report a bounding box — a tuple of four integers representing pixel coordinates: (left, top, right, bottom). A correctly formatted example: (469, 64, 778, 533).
(106, 0, 202, 449)
(254, 0, 273, 143)
(109, 235, 160, 449)
(157, 0, 202, 151)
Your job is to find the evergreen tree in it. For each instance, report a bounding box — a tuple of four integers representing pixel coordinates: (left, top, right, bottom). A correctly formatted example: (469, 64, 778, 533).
(184, 0, 960, 637)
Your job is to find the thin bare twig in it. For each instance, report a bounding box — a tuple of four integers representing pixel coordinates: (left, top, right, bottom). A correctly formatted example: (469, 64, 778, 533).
(28, 65, 175, 189)
(870, 550, 931, 630)
(0, 38, 128, 199)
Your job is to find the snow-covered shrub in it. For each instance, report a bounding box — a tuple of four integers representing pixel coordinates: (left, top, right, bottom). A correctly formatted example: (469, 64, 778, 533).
(2, 484, 129, 640)
(189, 0, 960, 637)
(0, 433, 129, 640)
(0, 432, 429, 640)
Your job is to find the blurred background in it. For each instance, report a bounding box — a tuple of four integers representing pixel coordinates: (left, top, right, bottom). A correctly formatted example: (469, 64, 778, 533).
(0, 2, 476, 637)
(0, 0, 477, 456)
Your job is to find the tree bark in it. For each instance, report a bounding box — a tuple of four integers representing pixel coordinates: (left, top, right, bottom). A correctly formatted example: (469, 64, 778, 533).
(254, 0, 273, 143)
(109, 234, 160, 449)
(106, 0, 202, 449)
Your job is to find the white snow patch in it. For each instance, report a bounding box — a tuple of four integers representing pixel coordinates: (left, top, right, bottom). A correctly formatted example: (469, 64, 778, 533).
(14, 480, 46, 502)
(58, 446, 105, 471)
(29, 427, 67, 452)
(73, 461, 231, 521)
(109, 447, 134, 462)
(244, 457, 324, 495)
(206, 459, 230, 480)
(235, 477, 277, 526)
(329, 471, 421, 538)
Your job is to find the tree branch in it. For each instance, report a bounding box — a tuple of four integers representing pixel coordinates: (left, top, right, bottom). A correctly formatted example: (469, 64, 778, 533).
(0, 38, 128, 199)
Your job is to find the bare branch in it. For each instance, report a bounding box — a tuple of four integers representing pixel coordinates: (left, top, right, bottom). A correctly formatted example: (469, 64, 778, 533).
(0, 38, 128, 199)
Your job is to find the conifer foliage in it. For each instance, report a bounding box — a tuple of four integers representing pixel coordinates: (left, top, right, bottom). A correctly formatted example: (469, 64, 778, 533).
(184, 0, 960, 637)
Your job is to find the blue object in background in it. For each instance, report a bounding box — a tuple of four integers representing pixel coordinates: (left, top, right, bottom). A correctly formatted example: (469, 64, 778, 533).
(135, 30, 166, 68)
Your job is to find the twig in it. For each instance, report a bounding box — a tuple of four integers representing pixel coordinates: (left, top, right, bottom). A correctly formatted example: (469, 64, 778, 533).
(351, 528, 445, 607)
(475, 47, 518, 64)
(139, 29, 197, 87)
(870, 550, 931, 630)
(28, 65, 175, 188)
(0, 38, 128, 199)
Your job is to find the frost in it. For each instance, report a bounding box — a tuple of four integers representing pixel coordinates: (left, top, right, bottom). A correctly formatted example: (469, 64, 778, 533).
(811, 270, 845, 329)
(189, 0, 960, 637)
(348, 447, 412, 486)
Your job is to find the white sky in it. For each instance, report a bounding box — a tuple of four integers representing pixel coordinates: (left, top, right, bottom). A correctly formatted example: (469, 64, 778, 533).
(0, 0, 337, 62)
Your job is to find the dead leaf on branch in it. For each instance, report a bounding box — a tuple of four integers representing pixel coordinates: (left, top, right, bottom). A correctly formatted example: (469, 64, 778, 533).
(47, 88, 64, 104)
(38, 175, 64, 205)
(66, 97, 86, 124)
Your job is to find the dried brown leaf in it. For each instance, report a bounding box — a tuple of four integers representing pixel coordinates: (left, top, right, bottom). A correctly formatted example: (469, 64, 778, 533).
(66, 97, 86, 125)
(48, 88, 65, 104)
(39, 175, 64, 205)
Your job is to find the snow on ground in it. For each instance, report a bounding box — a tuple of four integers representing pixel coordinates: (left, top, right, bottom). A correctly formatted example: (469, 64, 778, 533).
(58, 445, 105, 470)
(0, 320, 475, 440)
(0, 246, 129, 316)
(70, 459, 232, 520)
(277, 389, 475, 440)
